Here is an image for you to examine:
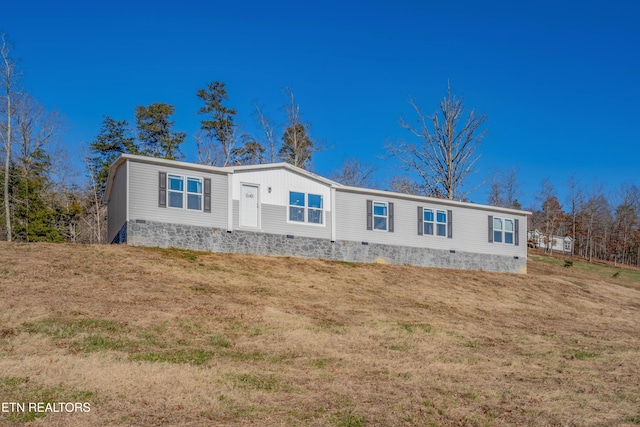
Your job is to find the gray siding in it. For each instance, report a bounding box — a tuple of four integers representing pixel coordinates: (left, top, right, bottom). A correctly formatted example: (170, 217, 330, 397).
(335, 190, 527, 258)
(107, 162, 127, 243)
(128, 160, 228, 229)
(233, 201, 332, 239)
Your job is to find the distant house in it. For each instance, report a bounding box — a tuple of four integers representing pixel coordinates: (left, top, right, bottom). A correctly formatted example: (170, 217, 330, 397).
(105, 154, 531, 273)
(527, 229, 573, 254)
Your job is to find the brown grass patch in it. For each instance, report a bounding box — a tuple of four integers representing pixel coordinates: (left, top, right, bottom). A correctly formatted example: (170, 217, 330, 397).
(0, 242, 639, 426)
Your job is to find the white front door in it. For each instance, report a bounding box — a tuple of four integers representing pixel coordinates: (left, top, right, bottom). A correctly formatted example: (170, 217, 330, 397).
(240, 184, 259, 228)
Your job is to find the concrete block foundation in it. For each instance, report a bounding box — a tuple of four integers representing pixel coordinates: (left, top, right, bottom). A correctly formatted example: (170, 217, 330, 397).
(123, 219, 526, 274)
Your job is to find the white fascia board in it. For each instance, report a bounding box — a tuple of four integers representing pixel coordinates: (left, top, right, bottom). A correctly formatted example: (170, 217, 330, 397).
(335, 185, 532, 216)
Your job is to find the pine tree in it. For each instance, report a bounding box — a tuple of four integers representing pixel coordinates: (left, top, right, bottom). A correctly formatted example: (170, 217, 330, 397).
(135, 103, 185, 160)
(279, 123, 313, 169)
(231, 138, 265, 165)
(88, 116, 136, 198)
(11, 150, 62, 242)
(196, 81, 237, 166)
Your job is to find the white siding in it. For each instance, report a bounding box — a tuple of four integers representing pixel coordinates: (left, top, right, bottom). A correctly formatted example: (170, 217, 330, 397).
(335, 190, 527, 258)
(233, 201, 332, 239)
(107, 162, 127, 243)
(128, 160, 229, 229)
(230, 168, 332, 238)
(231, 168, 332, 211)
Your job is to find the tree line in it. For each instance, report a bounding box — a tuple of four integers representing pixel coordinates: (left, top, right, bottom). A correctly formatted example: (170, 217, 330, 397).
(1, 30, 638, 267)
(88, 84, 318, 199)
(489, 170, 640, 267)
(532, 179, 639, 267)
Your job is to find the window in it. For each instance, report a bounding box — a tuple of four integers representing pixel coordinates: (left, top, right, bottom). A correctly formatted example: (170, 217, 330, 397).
(373, 202, 388, 231)
(436, 210, 447, 237)
(421, 207, 450, 237)
(167, 175, 203, 211)
(423, 209, 434, 235)
(289, 191, 323, 224)
(368, 200, 394, 232)
(491, 216, 517, 245)
(289, 192, 305, 222)
(168, 174, 184, 208)
(187, 177, 203, 210)
(493, 217, 503, 243)
(307, 194, 323, 224)
(504, 219, 514, 244)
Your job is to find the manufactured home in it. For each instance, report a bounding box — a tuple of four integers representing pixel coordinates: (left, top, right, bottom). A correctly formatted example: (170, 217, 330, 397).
(527, 229, 573, 254)
(105, 154, 530, 273)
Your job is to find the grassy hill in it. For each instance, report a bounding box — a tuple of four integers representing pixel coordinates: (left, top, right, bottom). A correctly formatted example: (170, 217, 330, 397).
(0, 242, 639, 426)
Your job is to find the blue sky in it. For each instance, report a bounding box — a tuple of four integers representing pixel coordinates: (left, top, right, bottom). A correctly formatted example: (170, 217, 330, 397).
(3, 0, 639, 208)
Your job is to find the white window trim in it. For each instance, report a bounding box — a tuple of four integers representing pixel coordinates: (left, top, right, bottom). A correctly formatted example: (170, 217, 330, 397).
(167, 174, 204, 212)
(186, 176, 204, 212)
(372, 201, 388, 232)
(422, 207, 448, 237)
(287, 191, 325, 227)
(436, 209, 447, 237)
(493, 216, 514, 245)
(423, 208, 435, 236)
(167, 174, 185, 210)
(504, 218, 514, 244)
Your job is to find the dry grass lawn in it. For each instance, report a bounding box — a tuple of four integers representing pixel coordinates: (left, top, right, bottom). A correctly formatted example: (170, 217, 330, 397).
(0, 242, 639, 426)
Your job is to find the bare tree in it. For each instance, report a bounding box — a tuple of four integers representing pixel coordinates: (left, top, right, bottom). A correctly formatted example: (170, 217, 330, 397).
(195, 126, 240, 167)
(578, 184, 611, 263)
(536, 179, 565, 255)
(388, 83, 486, 200)
(254, 103, 277, 163)
(502, 168, 521, 209)
(84, 155, 105, 244)
(14, 94, 61, 174)
(487, 175, 502, 207)
(12, 93, 63, 241)
(613, 183, 640, 266)
(566, 174, 583, 256)
(0, 32, 19, 241)
(330, 158, 377, 187)
(278, 87, 319, 169)
(487, 168, 521, 208)
(388, 175, 422, 195)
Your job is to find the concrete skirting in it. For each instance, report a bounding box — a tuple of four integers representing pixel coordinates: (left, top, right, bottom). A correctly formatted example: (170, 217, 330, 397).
(125, 219, 526, 274)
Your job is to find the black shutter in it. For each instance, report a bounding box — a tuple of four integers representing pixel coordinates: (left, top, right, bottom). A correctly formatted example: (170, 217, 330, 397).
(366, 200, 372, 230)
(159, 172, 167, 208)
(514, 219, 520, 246)
(417, 206, 423, 236)
(488, 215, 494, 243)
(447, 210, 453, 239)
(203, 178, 211, 213)
(388, 202, 394, 232)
